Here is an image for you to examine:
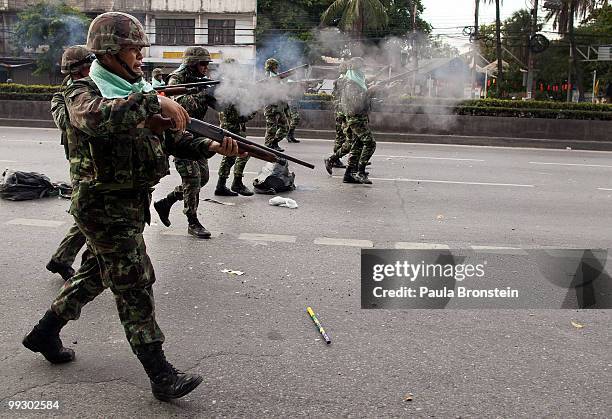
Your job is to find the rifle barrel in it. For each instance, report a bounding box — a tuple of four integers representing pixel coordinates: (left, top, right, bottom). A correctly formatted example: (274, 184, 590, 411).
(188, 118, 315, 170)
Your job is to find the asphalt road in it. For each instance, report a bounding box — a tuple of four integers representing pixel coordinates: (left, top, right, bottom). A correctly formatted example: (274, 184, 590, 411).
(0, 127, 611, 418)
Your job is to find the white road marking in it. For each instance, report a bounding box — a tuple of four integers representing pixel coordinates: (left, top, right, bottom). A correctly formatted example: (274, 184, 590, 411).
(314, 237, 373, 247)
(238, 233, 296, 243)
(0, 160, 16, 163)
(597, 188, 612, 191)
(5, 218, 65, 227)
(530, 161, 612, 169)
(376, 155, 485, 162)
(159, 229, 221, 238)
(364, 177, 535, 188)
(395, 242, 450, 249)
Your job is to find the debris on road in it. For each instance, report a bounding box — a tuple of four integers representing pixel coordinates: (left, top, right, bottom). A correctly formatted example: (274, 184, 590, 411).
(269, 196, 298, 209)
(571, 320, 584, 329)
(222, 269, 245, 276)
(404, 393, 413, 402)
(203, 198, 236, 206)
(306, 306, 331, 344)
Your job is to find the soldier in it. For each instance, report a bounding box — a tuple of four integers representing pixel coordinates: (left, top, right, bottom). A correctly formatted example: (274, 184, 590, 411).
(286, 101, 301, 143)
(45, 45, 94, 280)
(324, 61, 351, 174)
(215, 58, 255, 197)
(338, 57, 379, 184)
(153, 46, 217, 238)
(22, 12, 242, 401)
(263, 58, 289, 152)
(151, 67, 165, 87)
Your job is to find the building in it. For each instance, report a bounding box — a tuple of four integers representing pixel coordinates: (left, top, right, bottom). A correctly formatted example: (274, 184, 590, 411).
(0, 0, 257, 84)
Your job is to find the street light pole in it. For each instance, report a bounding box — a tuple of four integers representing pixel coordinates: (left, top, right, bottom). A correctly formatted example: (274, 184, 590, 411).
(472, 0, 480, 99)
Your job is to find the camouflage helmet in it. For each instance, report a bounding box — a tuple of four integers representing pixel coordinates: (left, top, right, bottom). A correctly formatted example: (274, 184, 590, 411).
(349, 57, 365, 71)
(264, 58, 279, 72)
(183, 47, 212, 65)
(152, 68, 163, 77)
(61, 45, 94, 74)
(86, 12, 150, 55)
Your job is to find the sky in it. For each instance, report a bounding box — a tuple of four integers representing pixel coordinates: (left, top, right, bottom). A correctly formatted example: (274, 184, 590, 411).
(421, 0, 550, 51)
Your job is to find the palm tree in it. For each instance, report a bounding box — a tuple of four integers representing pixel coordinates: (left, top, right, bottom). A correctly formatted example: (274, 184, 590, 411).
(545, 0, 605, 101)
(320, 0, 389, 39)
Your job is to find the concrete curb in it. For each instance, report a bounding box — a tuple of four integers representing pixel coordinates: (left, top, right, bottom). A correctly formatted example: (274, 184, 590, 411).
(2, 119, 612, 151)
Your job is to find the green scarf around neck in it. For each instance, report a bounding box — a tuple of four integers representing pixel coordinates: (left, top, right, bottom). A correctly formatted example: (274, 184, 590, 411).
(345, 69, 367, 91)
(89, 60, 153, 99)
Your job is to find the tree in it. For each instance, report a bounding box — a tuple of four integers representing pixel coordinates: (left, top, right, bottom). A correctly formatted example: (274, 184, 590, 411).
(545, 0, 607, 100)
(13, 1, 90, 78)
(320, 0, 389, 39)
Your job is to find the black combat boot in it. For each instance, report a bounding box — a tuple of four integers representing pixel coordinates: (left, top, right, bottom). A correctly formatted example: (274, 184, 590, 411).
(215, 177, 238, 197)
(46, 259, 75, 281)
(342, 166, 362, 184)
(231, 176, 254, 196)
(136, 343, 203, 402)
(22, 310, 75, 364)
(357, 163, 372, 184)
(287, 128, 300, 143)
(154, 192, 179, 227)
(324, 156, 339, 175)
(187, 215, 211, 239)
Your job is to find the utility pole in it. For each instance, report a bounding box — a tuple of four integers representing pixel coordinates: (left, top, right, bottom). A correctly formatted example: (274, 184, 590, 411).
(471, 0, 480, 98)
(526, 0, 539, 99)
(412, 0, 419, 95)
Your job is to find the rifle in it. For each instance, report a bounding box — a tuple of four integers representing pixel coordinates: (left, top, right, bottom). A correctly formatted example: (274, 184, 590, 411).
(380, 69, 417, 86)
(145, 115, 315, 170)
(257, 64, 309, 83)
(154, 80, 220, 96)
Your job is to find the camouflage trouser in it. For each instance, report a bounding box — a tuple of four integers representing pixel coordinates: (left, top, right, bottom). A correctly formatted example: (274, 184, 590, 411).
(332, 112, 354, 159)
(52, 194, 164, 352)
(346, 115, 376, 168)
(288, 104, 300, 130)
(173, 158, 209, 217)
(50, 221, 86, 267)
(264, 104, 289, 147)
(218, 127, 250, 179)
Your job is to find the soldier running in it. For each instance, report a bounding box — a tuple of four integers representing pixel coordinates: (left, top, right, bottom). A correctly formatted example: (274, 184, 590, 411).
(153, 47, 218, 238)
(22, 12, 242, 401)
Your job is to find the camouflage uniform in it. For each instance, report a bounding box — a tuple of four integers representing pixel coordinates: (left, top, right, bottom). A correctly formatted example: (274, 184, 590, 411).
(167, 60, 215, 219)
(24, 12, 211, 402)
(218, 107, 249, 179)
(263, 58, 289, 151)
(339, 58, 378, 184)
(47, 46, 93, 279)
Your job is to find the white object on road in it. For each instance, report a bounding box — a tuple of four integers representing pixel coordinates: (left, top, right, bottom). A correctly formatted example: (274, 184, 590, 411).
(268, 196, 298, 209)
(221, 269, 244, 276)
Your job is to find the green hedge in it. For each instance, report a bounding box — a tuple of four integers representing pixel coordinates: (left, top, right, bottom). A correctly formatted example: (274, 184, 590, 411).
(455, 106, 612, 121)
(0, 83, 60, 94)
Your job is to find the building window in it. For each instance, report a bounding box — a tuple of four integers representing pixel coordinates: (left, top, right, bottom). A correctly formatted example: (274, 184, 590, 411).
(156, 19, 195, 45)
(208, 19, 235, 45)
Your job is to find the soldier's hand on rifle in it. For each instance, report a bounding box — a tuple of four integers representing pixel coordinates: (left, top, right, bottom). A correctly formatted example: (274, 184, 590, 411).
(158, 95, 190, 132)
(209, 137, 247, 158)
